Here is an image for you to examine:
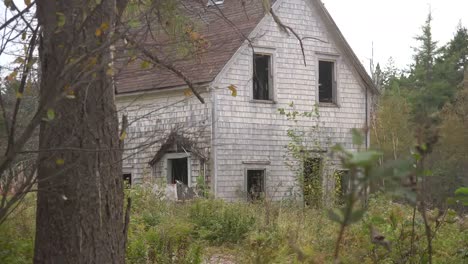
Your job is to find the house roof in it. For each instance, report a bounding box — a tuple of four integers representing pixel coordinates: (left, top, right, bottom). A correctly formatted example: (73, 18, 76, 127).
(115, 0, 377, 94)
(115, 0, 267, 94)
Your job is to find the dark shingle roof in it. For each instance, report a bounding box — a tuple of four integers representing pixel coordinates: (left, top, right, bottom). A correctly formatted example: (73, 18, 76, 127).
(115, 0, 266, 94)
(115, 0, 377, 94)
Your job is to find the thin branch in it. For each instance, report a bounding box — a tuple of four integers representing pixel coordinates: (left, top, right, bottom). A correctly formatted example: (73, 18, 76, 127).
(270, 8, 307, 66)
(6, 25, 39, 155)
(122, 34, 205, 104)
(0, 1, 36, 32)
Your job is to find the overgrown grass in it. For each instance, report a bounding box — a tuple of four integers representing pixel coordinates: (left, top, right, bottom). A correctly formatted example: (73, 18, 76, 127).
(0, 188, 466, 263)
(0, 195, 35, 264)
(126, 186, 467, 263)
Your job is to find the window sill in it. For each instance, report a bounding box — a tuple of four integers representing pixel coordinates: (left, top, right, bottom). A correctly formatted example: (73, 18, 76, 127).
(318, 102, 339, 108)
(250, 99, 277, 104)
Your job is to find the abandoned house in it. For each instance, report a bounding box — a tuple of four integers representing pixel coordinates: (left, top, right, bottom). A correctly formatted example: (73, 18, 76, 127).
(115, 0, 378, 201)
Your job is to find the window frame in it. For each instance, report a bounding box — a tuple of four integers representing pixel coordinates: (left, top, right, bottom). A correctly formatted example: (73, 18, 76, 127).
(316, 53, 340, 106)
(334, 169, 350, 204)
(251, 47, 276, 103)
(244, 168, 267, 201)
(163, 152, 192, 187)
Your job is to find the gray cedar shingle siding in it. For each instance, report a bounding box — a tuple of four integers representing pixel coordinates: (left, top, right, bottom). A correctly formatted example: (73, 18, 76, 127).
(116, 0, 375, 201)
(211, 0, 370, 200)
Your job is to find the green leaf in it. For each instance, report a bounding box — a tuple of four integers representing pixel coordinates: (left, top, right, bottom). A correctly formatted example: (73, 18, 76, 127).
(56, 12, 66, 28)
(47, 109, 55, 120)
(128, 19, 141, 28)
(454, 187, 468, 196)
(348, 209, 365, 224)
(348, 150, 382, 167)
(454, 187, 468, 206)
(327, 208, 343, 224)
(351, 128, 364, 146)
(423, 169, 433, 177)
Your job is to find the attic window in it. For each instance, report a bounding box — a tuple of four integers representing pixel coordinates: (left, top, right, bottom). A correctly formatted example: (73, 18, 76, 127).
(207, 0, 224, 6)
(253, 53, 273, 100)
(318, 60, 336, 103)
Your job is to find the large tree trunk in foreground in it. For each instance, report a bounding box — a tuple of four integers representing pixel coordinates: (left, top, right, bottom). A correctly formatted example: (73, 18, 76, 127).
(34, 1, 125, 263)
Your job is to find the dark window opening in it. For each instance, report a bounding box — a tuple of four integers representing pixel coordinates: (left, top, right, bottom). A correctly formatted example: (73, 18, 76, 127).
(335, 170, 350, 205)
(247, 170, 265, 201)
(303, 158, 322, 206)
(123, 173, 132, 187)
(319, 61, 335, 103)
(253, 54, 272, 100)
(169, 157, 188, 185)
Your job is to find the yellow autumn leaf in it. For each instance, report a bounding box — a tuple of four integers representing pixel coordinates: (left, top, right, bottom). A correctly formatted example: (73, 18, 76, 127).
(24, 0, 31, 6)
(140, 61, 151, 69)
(95, 28, 102, 37)
(228, 84, 237, 97)
(7, 71, 18, 81)
(55, 158, 65, 166)
(88, 56, 98, 67)
(120, 131, 127, 140)
(56, 12, 66, 28)
(106, 67, 114, 76)
(100, 22, 109, 32)
(189, 31, 200, 40)
(16, 92, 23, 99)
(184, 89, 192, 97)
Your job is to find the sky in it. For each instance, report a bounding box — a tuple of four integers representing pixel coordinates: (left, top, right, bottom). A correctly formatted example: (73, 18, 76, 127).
(322, 0, 468, 71)
(1, 1, 467, 72)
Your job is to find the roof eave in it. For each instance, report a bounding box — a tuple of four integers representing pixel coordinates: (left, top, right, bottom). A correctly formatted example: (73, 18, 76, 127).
(312, 0, 379, 95)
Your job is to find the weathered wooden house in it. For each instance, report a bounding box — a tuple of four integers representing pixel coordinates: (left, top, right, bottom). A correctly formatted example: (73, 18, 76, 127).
(115, 0, 378, 201)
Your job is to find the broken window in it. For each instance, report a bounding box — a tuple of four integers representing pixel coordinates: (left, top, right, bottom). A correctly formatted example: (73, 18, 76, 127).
(334, 170, 350, 205)
(247, 170, 265, 201)
(318, 60, 336, 103)
(123, 173, 132, 187)
(303, 158, 322, 206)
(253, 54, 272, 100)
(168, 157, 189, 185)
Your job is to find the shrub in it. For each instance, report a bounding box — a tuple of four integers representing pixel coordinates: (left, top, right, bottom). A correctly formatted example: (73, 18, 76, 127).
(0, 195, 35, 264)
(189, 199, 256, 244)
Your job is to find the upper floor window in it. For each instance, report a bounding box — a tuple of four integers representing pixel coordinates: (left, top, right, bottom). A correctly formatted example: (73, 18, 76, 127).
(318, 60, 337, 103)
(253, 53, 273, 101)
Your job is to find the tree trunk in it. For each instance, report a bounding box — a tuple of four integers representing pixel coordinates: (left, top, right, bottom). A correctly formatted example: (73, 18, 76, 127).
(34, 1, 125, 263)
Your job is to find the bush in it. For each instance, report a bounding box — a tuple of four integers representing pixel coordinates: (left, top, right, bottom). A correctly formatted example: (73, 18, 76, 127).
(189, 199, 256, 244)
(1, 188, 467, 264)
(0, 195, 35, 264)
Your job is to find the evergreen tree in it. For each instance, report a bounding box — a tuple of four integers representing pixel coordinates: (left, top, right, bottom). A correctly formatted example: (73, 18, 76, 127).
(412, 12, 438, 86)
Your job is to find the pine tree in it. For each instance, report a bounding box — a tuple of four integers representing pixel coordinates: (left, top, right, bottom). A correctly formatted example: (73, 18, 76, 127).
(412, 12, 438, 86)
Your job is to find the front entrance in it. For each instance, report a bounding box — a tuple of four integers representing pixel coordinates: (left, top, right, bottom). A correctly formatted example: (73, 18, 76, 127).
(167, 157, 189, 185)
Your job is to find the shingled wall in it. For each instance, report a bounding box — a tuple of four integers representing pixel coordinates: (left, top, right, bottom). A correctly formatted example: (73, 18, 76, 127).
(211, 0, 371, 201)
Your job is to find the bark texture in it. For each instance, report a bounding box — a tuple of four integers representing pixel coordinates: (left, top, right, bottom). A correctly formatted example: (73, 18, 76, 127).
(34, 1, 125, 263)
